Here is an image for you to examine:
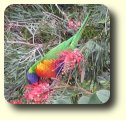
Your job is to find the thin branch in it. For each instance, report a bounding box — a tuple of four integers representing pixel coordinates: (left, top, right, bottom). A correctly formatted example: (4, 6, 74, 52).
(55, 4, 68, 20)
(43, 11, 65, 21)
(5, 41, 43, 47)
(105, 8, 108, 35)
(54, 85, 93, 95)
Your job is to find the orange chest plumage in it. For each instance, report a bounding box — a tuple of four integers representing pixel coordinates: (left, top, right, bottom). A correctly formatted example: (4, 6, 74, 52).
(36, 60, 57, 78)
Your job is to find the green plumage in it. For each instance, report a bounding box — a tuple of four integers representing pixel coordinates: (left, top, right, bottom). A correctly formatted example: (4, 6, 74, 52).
(28, 13, 90, 73)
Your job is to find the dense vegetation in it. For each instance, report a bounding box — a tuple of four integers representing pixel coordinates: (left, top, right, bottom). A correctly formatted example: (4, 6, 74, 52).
(4, 4, 110, 104)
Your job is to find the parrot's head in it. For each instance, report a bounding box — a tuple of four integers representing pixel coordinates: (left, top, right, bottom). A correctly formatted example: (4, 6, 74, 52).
(27, 72, 39, 84)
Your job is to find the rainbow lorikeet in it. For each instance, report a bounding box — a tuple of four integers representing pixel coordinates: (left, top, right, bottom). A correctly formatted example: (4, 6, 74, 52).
(27, 13, 90, 84)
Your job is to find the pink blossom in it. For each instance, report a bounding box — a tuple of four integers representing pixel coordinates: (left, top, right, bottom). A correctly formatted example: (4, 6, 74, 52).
(23, 81, 52, 104)
(67, 19, 81, 31)
(58, 49, 84, 73)
(10, 100, 22, 104)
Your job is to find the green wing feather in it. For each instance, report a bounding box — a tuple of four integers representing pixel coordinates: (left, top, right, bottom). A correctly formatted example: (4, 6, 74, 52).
(28, 13, 90, 73)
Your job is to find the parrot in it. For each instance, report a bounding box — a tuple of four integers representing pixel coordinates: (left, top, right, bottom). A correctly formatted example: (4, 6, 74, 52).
(27, 13, 90, 84)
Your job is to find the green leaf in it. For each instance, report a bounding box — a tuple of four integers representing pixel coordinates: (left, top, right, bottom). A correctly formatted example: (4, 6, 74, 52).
(78, 96, 90, 104)
(88, 94, 102, 104)
(96, 89, 110, 103)
(53, 97, 72, 104)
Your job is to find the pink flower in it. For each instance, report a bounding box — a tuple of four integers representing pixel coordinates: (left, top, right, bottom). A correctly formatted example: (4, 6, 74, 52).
(10, 100, 22, 104)
(67, 19, 81, 31)
(58, 49, 84, 73)
(23, 81, 52, 104)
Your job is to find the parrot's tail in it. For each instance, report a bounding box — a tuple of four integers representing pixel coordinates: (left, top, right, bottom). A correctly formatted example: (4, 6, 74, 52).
(69, 12, 90, 49)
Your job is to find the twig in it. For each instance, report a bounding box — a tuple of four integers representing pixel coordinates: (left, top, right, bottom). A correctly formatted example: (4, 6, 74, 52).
(61, 72, 72, 96)
(105, 8, 108, 35)
(10, 18, 43, 23)
(55, 4, 68, 20)
(43, 12, 65, 21)
(5, 41, 43, 47)
(54, 85, 93, 95)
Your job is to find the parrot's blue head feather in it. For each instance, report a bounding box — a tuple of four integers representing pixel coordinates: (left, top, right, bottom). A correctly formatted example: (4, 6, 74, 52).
(27, 73, 39, 84)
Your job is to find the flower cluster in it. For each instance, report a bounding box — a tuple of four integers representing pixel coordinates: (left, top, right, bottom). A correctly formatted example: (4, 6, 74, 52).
(10, 100, 22, 104)
(23, 81, 52, 104)
(58, 49, 84, 73)
(67, 19, 81, 31)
